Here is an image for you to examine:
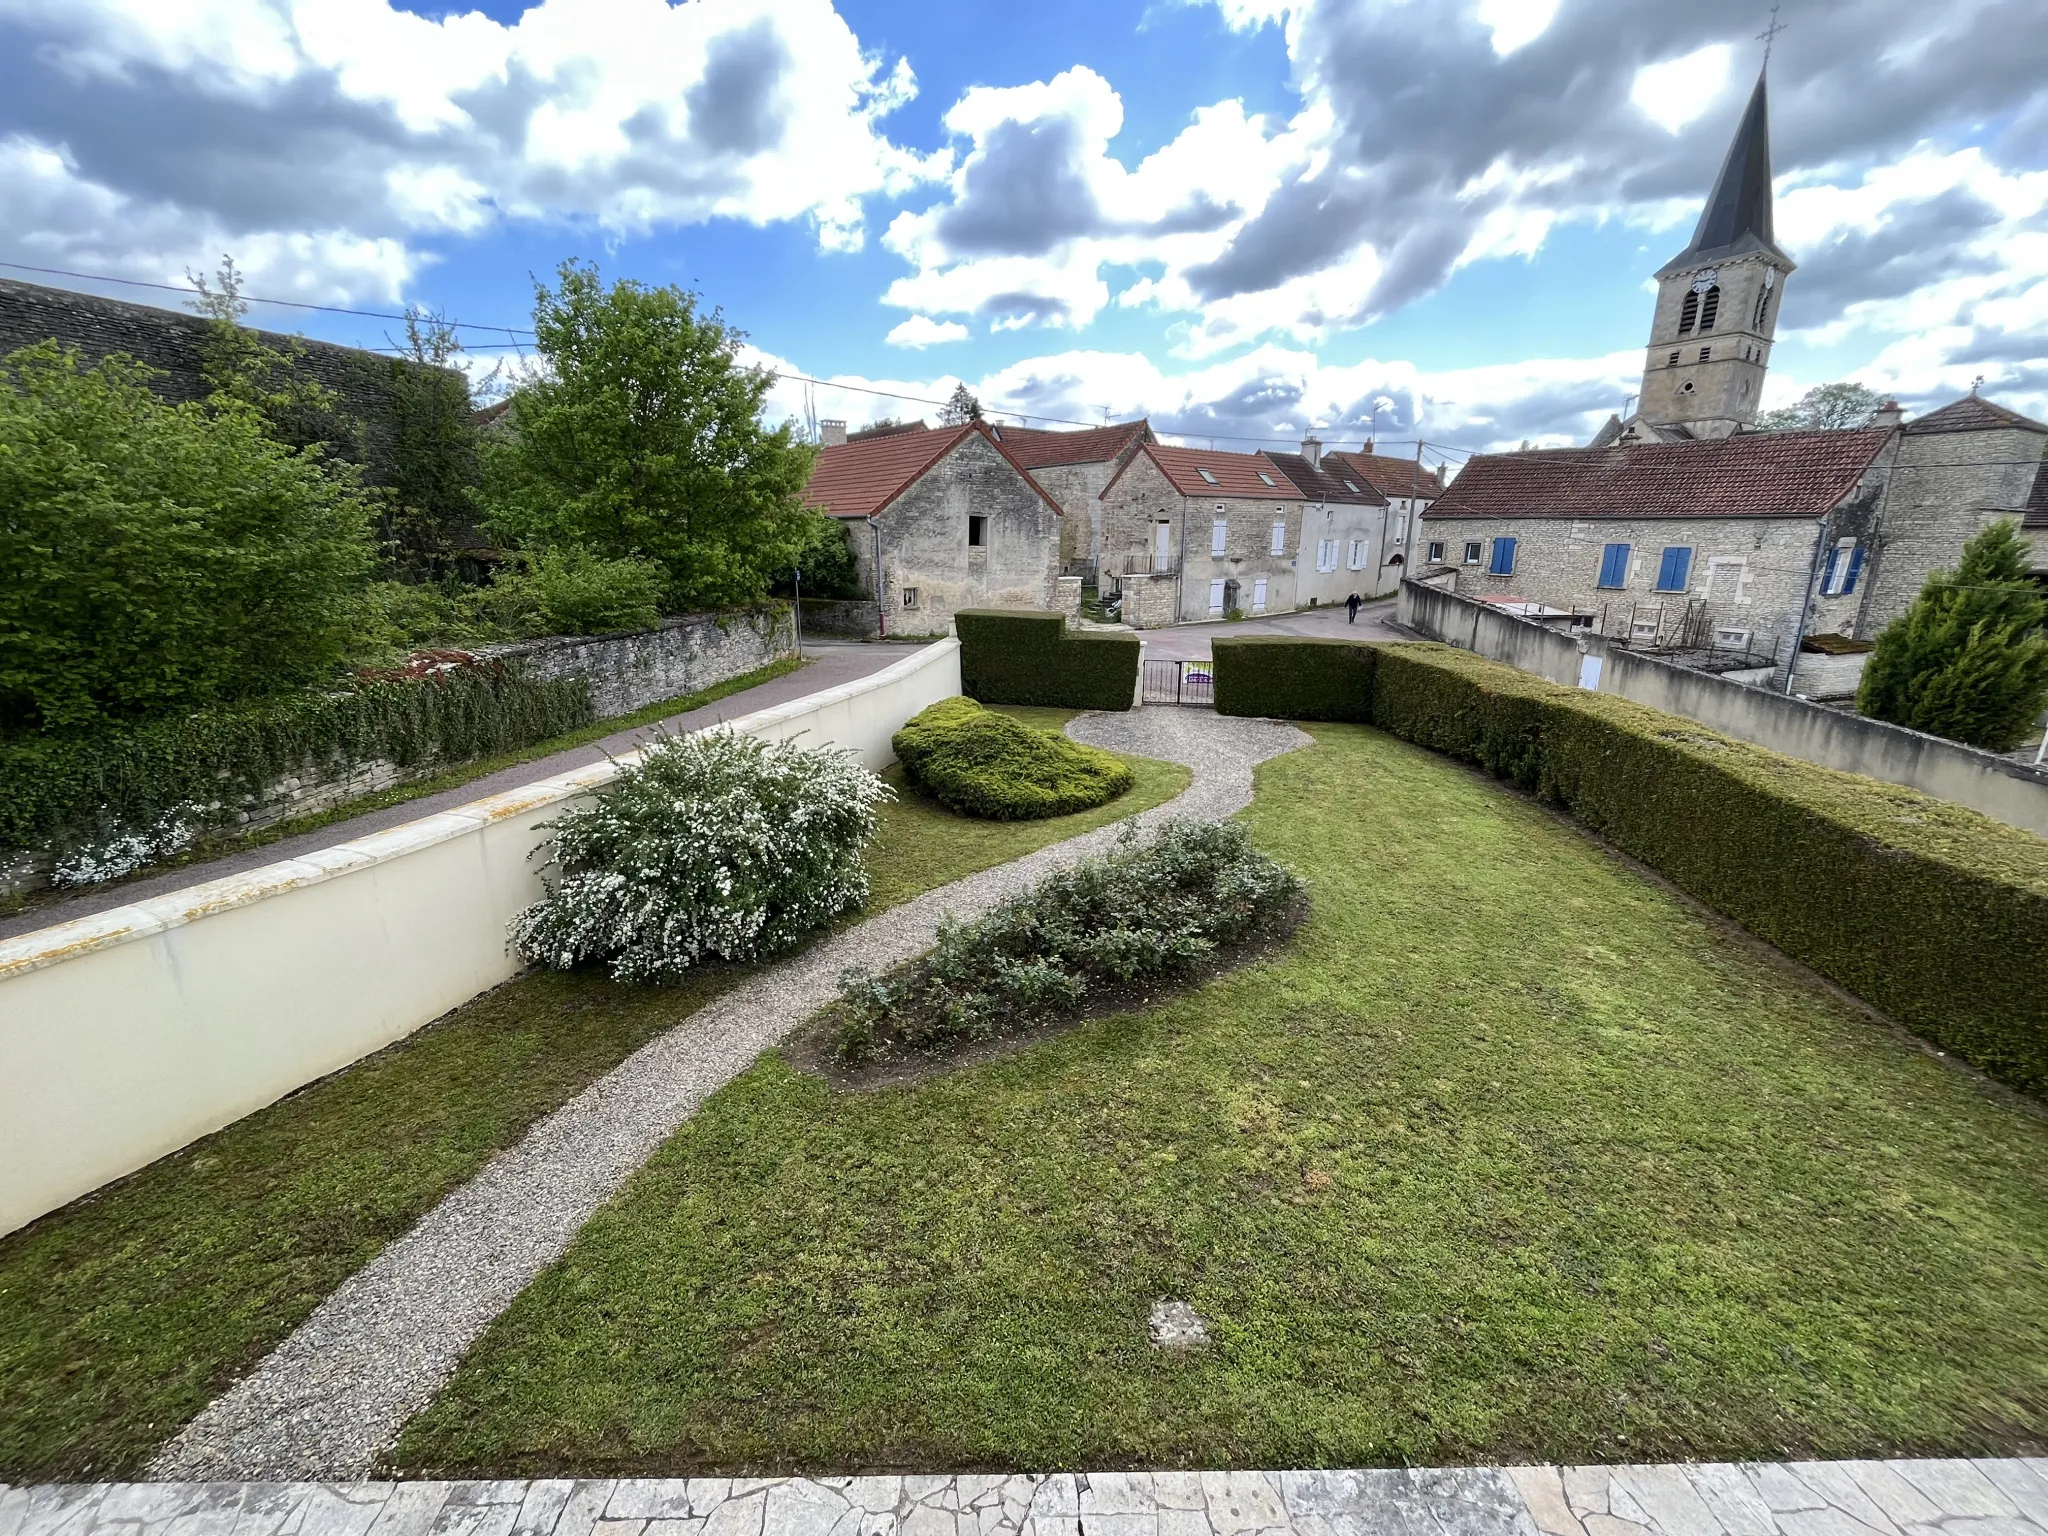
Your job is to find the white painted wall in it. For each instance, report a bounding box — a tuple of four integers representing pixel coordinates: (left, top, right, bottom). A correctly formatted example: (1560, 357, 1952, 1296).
(0, 640, 962, 1237)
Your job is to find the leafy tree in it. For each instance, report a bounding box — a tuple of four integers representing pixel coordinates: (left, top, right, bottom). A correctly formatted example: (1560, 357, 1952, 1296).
(1856, 520, 2048, 750)
(356, 311, 488, 579)
(1757, 381, 1883, 432)
(774, 513, 864, 600)
(186, 254, 359, 458)
(483, 260, 817, 611)
(0, 344, 374, 734)
(940, 383, 982, 425)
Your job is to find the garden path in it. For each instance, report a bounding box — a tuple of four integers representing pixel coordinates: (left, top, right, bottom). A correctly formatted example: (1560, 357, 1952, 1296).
(146, 708, 1310, 1483)
(15, 1458, 2048, 1536)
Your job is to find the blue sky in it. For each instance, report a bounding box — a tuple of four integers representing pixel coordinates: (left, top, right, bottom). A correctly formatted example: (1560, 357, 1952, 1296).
(2, 0, 2045, 468)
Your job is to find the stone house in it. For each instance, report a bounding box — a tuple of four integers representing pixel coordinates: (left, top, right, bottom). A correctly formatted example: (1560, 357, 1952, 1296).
(1325, 446, 1446, 579)
(1417, 429, 1900, 680)
(985, 420, 1153, 573)
(1266, 438, 1395, 605)
(802, 421, 1062, 638)
(1097, 442, 1307, 626)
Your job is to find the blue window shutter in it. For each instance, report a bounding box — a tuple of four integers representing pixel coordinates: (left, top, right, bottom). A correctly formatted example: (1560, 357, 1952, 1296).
(1490, 536, 1516, 575)
(1843, 544, 1865, 595)
(1658, 546, 1691, 591)
(1598, 543, 1629, 588)
(1821, 548, 1841, 594)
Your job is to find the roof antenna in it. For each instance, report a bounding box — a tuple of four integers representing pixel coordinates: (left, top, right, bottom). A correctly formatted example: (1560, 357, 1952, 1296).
(1757, 1, 1787, 67)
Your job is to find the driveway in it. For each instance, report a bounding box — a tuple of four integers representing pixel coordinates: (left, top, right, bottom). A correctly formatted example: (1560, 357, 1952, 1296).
(1131, 598, 1403, 660)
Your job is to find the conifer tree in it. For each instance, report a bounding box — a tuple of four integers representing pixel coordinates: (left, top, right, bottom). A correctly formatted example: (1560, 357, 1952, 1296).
(1857, 520, 2048, 749)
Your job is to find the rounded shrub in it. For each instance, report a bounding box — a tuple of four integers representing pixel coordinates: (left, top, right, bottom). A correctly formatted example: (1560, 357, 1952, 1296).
(511, 726, 889, 983)
(892, 696, 1133, 820)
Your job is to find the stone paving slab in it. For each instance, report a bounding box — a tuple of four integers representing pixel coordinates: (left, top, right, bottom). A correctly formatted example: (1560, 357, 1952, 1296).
(10, 1464, 2048, 1536)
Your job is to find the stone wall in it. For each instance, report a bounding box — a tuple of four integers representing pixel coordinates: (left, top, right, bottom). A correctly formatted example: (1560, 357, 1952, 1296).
(1399, 578, 2048, 836)
(854, 432, 1060, 638)
(1100, 454, 1309, 622)
(1117, 573, 1181, 629)
(799, 597, 882, 638)
(0, 277, 457, 423)
(1029, 458, 1120, 566)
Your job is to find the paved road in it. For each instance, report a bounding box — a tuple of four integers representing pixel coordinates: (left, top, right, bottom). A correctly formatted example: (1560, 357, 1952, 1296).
(1134, 597, 1404, 660)
(0, 644, 911, 944)
(11, 1458, 2048, 1536)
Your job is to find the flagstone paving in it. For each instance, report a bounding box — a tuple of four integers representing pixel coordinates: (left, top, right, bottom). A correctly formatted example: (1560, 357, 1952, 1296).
(9, 1460, 2048, 1536)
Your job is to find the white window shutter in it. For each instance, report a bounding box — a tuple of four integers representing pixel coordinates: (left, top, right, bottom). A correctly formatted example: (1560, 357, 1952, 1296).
(1271, 519, 1286, 556)
(1211, 518, 1228, 556)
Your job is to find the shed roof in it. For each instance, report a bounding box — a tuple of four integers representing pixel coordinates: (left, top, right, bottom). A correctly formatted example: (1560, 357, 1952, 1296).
(1423, 429, 1894, 521)
(802, 422, 1062, 520)
(1102, 441, 1304, 500)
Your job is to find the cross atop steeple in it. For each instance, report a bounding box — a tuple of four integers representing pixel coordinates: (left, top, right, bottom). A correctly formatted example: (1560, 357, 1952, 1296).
(1757, 2, 1788, 66)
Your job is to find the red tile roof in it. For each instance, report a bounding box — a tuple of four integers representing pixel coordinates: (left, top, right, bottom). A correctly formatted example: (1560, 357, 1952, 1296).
(989, 419, 1150, 468)
(1423, 429, 1894, 521)
(1906, 395, 2048, 436)
(1102, 442, 1305, 500)
(1326, 450, 1445, 501)
(802, 422, 1063, 521)
(1265, 451, 1388, 506)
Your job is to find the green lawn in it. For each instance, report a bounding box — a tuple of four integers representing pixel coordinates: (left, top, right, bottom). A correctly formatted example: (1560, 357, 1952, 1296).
(395, 723, 2048, 1477)
(0, 719, 1185, 1484)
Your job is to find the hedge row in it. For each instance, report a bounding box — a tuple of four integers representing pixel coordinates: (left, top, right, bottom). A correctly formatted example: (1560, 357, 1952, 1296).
(1209, 637, 1375, 722)
(1213, 636, 2048, 1097)
(0, 661, 594, 859)
(956, 609, 1138, 712)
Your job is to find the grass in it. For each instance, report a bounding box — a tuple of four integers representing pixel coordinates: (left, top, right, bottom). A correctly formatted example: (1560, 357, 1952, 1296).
(0, 718, 1185, 1484)
(0, 657, 807, 924)
(394, 724, 2048, 1477)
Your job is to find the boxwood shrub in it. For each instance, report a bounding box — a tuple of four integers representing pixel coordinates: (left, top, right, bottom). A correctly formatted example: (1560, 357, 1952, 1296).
(892, 696, 1133, 820)
(955, 609, 1138, 711)
(1219, 635, 2048, 1096)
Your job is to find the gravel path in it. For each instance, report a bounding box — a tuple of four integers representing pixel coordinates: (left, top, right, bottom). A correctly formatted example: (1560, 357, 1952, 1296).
(148, 707, 1309, 1483)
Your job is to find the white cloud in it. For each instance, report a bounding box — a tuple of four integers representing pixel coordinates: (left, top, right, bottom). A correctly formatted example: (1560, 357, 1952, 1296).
(1477, 0, 1559, 57)
(1630, 44, 1734, 135)
(885, 315, 970, 348)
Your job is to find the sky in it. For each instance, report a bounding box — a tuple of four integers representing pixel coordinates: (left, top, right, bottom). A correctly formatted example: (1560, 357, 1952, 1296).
(2, 0, 2046, 473)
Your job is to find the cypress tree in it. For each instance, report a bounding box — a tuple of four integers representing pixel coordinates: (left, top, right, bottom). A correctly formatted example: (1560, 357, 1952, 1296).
(1857, 520, 2048, 749)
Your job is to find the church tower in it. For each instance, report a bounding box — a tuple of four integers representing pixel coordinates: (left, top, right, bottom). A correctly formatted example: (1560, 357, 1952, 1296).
(1632, 70, 1795, 439)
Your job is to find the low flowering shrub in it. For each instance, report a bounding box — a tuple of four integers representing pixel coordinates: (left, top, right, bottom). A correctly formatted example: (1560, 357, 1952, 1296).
(833, 818, 1303, 1064)
(511, 726, 889, 983)
(893, 696, 1133, 820)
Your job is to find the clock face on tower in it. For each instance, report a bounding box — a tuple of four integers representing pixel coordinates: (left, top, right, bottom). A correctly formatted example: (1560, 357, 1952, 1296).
(1691, 268, 1720, 293)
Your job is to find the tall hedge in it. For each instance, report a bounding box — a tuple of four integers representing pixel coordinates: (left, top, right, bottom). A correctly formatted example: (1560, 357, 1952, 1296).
(955, 609, 1138, 711)
(1214, 636, 2048, 1096)
(1210, 637, 1375, 722)
(1, 662, 593, 861)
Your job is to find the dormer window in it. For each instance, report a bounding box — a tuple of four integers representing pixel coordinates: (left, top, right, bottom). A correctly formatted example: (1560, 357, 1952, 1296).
(1198, 468, 1218, 485)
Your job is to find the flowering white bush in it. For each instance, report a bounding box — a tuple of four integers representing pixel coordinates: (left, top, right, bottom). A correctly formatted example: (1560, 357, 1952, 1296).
(51, 805, 204, 887)
(511, 726, 889, 983)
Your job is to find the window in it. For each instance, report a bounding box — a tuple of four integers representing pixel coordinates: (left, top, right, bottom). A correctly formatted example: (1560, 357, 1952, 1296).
(1714, 626, 1751, 649)
(1488, 536, 1517, 576)
(1655, 546, 1693, 592)
(1427, 540, 1446, 562)
(1679, 380, 1696, 395)
(1699, 347, 1712, 362)
(1342, 479, 1361, 493)
(1198, 467, 1219, 485)
(1597, 542, 1630, 589)
(1394, 512, 1408, 541)
(1697, 285, 1720, 331)
(1631, 619, 1659, 640)
(1821, 538, 1866, 596)
(1347, 538, 1367, 570)
(1316, 538, 1338, 572)
(1211, 517, 1228, 556)
(1208, 578, 1226, 614)
(967, 514, 986, 548)
(901, 587, 919, 609)
(1252, 577, 1269, 612)
(1270, 518, 1287, 556)
(1753, 285, 1771, 330)
(1257, 470, 1276, 486)
(1679, 289, 1700, 335)
(1462, 540, 1483, 565)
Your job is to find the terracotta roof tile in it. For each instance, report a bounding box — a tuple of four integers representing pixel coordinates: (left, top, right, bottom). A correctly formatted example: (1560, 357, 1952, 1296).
(1424, 429, 1893, 521)
(990, 419, 1149, 468)
(1105, 442, 1305, 500)
(802, 422, 1063, 521)
(1905, 395, 2048, 436)
(1265, 452, 1388, 505)
(1326, 451, 1445, 500)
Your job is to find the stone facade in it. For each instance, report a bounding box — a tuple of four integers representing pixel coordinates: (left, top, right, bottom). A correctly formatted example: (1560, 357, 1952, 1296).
(1296, 497, 1397, 606)
(1098, 453, 1309, 625)
(852, 432, 1060, 639)
(1635, 253, 1783, 438)
(1032, 458, 1122, 567)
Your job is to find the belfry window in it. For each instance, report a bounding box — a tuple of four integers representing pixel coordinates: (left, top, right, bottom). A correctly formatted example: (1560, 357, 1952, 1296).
(1753, 286, 1771, 330)
(1697, 285, 1720, 331)
(1678, 290, 1700, 336)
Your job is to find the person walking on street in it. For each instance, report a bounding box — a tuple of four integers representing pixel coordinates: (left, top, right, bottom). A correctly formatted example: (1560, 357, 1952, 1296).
(1346, 591, 1362, 624)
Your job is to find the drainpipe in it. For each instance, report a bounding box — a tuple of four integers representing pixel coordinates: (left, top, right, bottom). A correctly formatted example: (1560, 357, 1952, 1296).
(867, 516, 886, 639)
(1177, 498, 1189, 623)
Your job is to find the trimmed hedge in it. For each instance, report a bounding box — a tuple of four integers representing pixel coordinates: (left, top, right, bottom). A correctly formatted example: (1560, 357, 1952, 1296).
(1211, 637, 1375, 722)
(892, 696, 1133, 820)
(0, 661, 594, 861)
(1215, 637, 2048, 1096)
(956, 609, 1138, 711)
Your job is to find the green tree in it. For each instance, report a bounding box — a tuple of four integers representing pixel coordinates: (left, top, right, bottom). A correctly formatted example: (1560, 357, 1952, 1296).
(1856, 520, 2048, 750)
(356, 311, 487, 578)
(1758, 381, 1883, 432)
(940, 383, 982, 425)
(0, 344, 374, 734)
(483, 261, 817, 610)
(186, 254, 359, 458)
(774, 512, 864, 600)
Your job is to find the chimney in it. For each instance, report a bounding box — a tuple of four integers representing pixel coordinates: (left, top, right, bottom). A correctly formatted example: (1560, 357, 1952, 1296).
(819, 419, 847, 447)
(1871, 398, 1904, 430)
(1300, 434, 1323, 469)
(1362, 438, 1375, 455)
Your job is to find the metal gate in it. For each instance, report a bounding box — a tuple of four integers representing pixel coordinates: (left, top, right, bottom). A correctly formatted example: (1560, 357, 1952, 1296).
(1142, 658, 1214, 707)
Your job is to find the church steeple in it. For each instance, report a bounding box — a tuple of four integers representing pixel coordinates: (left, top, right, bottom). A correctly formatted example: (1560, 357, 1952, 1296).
(1628, 66, 1797, 441)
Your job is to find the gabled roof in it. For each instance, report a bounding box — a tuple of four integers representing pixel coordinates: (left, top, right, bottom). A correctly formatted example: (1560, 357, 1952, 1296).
(1904, 395, 2048, 436)
(1423, 429, 1893, 522)
(1326, 450, 1445, 501)
(1656, 69, 1795, 278)
(989, 419, 1150, 469)
(1101, 441, 1305, 500)
(803, 422, 1063, 521)
(1265, 452, 1388, 506)
(2023, 457, 2048, 530)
